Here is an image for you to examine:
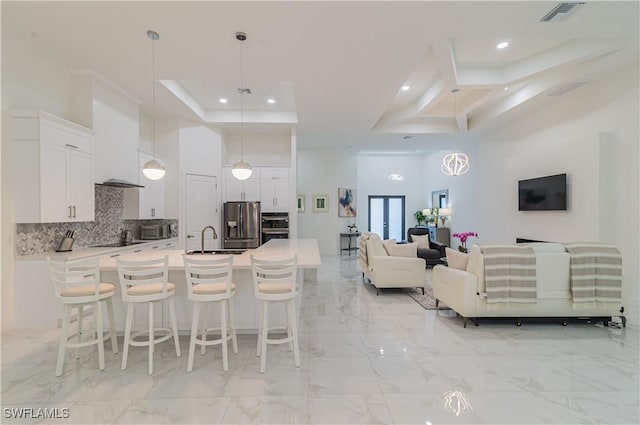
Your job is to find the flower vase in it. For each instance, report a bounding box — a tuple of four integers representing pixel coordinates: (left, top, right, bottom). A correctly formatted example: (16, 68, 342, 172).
(458, 245, 467, 254)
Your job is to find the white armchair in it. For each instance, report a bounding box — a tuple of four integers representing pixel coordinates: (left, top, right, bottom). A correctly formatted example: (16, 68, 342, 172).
(359, 232, 426, 295)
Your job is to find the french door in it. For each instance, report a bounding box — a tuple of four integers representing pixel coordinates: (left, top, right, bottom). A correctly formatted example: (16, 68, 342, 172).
(368, 195, 405, 240)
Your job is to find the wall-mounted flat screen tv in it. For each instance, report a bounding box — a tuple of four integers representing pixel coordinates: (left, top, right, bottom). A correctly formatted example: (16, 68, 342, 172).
(518, 173, 567, 211)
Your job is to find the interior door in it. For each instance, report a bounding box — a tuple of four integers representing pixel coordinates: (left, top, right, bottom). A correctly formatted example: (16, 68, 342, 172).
(368, 195, 405, 240)
(185, 174, 219, 251)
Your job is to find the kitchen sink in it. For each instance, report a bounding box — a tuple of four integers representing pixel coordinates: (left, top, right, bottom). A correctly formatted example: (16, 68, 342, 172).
(185, 249, 247, 255)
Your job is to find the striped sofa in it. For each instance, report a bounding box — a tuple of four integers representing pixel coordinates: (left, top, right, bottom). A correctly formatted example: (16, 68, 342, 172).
(432, 242, 625, 327)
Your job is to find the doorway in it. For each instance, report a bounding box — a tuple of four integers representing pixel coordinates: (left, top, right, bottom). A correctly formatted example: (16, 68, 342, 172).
(184, 174, 219, 251)
(368, 195, 405, 240)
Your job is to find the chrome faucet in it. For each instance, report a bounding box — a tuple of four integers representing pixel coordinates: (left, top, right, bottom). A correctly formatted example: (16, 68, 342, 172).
(201, 225, 218, 253)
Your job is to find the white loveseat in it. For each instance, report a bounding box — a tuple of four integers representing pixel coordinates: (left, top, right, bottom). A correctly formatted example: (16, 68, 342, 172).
(432, 243, 625, 327)
(359, 232, 426, 295)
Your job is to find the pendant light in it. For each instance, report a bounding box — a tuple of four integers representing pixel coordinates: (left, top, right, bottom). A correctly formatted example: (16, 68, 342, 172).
(142, 30, 166, 181)
(231, 31, 253, 181)
(441, 88, 469, 176)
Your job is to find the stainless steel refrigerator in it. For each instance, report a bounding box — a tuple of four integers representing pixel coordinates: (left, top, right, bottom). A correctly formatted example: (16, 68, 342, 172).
(223, 201, 261, 249)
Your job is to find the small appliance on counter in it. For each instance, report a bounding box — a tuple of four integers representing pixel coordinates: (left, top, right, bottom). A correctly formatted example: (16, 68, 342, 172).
(56, 230, 75, 252)
(140, 224, 170, 240)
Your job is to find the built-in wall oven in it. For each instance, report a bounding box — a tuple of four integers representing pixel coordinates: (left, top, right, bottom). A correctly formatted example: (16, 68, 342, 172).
(261, 212, 289, 244)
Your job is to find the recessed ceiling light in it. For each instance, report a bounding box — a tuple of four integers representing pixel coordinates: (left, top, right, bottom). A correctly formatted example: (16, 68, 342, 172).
(401, 85, 410, 91)
(503, 87, 509, 91)
(219, 98, 228, 104)
(496, 41, 509, 49)
(267, 98, 275, 104)
(388, 174, 404, 181)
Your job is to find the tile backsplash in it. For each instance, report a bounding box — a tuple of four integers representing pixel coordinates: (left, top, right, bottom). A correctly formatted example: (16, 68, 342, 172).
(15, 185, 177, 256)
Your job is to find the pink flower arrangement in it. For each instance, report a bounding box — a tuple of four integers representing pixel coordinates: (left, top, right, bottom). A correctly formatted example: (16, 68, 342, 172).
(452, 231, 478, 253)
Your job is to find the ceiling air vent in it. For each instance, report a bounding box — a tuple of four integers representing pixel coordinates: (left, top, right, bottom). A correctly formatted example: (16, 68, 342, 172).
(546, 81, 588, 96)
(540, 2, 586, 22)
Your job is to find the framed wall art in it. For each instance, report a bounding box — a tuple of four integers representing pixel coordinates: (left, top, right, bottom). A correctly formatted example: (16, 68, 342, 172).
(312, 194, 329, 212)
(338, 188, 357, 217)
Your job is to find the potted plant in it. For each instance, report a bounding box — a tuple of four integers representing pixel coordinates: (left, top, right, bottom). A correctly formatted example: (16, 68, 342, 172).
(347, 223, 358, 233)
(414, 210, 426, 226)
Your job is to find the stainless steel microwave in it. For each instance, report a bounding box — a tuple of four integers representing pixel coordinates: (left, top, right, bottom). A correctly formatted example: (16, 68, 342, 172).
(140, 225, 170, 240)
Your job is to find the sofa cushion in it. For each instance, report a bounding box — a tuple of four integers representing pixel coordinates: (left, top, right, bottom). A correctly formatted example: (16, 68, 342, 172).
(382, 239, 396, 255)
(411, 234, 430, 250)
(445, 247, 469, 270)
(385, 241, 418, 257)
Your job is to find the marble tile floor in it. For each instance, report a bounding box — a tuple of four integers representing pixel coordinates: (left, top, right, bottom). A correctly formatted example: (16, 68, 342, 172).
(1, 255, 638, 424)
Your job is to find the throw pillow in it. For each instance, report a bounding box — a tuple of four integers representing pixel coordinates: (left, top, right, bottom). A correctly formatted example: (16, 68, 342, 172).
(385, 242, 418, 258)
(411, 234, 430, 250)
(446, 247, 469, 270)
(382, 239, 397, 255)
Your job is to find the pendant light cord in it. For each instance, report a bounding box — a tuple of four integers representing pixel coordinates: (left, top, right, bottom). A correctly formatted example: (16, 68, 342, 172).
(151, 33, 157, 161)
(240, 36, 244, 161)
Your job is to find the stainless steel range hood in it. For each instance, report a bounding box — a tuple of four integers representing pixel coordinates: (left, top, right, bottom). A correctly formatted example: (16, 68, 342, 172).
(97, 179, 145, 189)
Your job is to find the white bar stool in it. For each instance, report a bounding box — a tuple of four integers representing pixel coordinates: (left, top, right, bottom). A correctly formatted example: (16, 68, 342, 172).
(48, 257, 119, 377)
(183, 254, 238, 372)
(116, 255, 181, 375)
(250, 254, 300, 373)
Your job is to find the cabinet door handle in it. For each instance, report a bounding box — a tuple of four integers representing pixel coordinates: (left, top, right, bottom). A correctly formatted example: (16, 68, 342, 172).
(152, 245, 159, 249)
(133, 249, 142, 253)
(72, 205, 77, 218)
(110, 253, 120, 258)
(65, 143, 79, 149)
(68, 205, 73, 219)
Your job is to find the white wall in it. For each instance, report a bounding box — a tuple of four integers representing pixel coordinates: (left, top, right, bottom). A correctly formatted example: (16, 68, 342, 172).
(357, 154, 428, 237)
(178, 124, 223, 249)
(476, 65, 639, 325)
(223, 133, 291, 166)
(1, 30, 74, 330)
(297, 148, 357, 255)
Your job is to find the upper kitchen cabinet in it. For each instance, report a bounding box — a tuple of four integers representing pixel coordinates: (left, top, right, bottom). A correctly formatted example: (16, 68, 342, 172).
(223, 167, 261, 202)
(13, 111, 96, 223)
(260, 167, 290, 212)
(123, 151, 165, 219)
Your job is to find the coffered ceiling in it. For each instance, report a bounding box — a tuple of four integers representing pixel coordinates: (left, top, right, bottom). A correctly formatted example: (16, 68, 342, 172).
(2, 1, 638, 151)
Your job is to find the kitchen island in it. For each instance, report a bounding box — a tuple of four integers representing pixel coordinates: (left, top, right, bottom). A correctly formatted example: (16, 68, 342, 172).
(14, 239, 320, 331)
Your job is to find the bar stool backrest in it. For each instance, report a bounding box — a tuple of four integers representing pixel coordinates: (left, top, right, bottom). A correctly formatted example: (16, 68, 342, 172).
(250, 254, 298, 299)
(183, 254, 234, 300)
(116, 255, 170, 301)
(48, 257, 103, 303)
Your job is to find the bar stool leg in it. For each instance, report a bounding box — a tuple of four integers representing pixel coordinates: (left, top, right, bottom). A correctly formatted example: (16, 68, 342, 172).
(287, 299, 301, 367)
(228, 298, 238, 354)
(148, 301, 154, 375)
(76, 304, 83, 359)
(106, 298, 119, 354)
(56, 305, 71, 377)
(260, 301, 269, 374)
(187, 302, 200, 373)
(169, 298, 181, 357)
(221, 300, 228, 372)
(121, 303, 134, 370)
(256, 301, 264, 357)
(200, 304, 208, 355)
(96, 301, 105, 371)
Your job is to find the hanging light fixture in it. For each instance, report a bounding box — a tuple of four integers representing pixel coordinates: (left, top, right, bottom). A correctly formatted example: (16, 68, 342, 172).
(441, 88, 469, 176)
(142, 30, 166, 181)
(231, 31, 253, 181)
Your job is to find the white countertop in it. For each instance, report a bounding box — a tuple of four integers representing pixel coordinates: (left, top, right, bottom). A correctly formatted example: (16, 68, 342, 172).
(15, 238, 179, 262)
(99, 239, 321, 270)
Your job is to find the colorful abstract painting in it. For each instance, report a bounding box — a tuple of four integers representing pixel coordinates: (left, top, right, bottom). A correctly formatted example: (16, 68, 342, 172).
(338, 188, 356, 217)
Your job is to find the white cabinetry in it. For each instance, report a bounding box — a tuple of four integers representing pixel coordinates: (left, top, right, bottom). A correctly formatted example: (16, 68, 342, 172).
(260, 168, 290, 212)
(223, 167, 261, 201)
(123, 152, 165, 219)
(14, 111, 96, 223)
